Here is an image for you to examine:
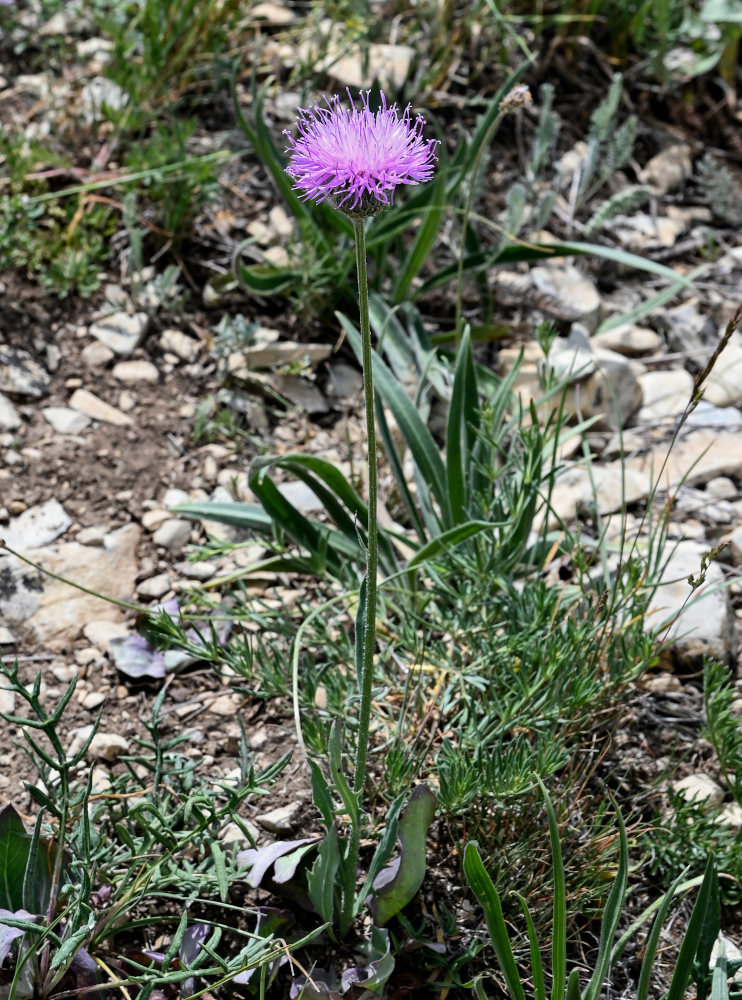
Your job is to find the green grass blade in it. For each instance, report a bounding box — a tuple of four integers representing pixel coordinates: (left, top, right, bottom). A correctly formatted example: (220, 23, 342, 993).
(583, 801, 628, 1000)
(536, 779, 566, 1000)
(173, 500, 273, 532)
(406, 520, 503, 570)
(635, 871, 688, 1000)
(565, 969, 581, 1000)
(712, 944, 730, 1000)
(514, 892, 546, 1000)
(248, 469, 355, 577)
(463, 842, 527, 1000)
(666, 855, 718, 1000)
(445, 327, 479, 525)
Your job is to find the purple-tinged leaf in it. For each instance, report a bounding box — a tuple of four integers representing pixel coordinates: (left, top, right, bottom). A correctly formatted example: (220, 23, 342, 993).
(368, 785, 437, 927)
(68, 947, 99, 987)
(340, 927, 394, 993)
(109, 634, 167, 680)
(237, 838, 317, 889)
(180, 923, 210, 965)
(289, 970, 339, 999)
(0, 917, 26, 964)
(181, 923, 210, 998)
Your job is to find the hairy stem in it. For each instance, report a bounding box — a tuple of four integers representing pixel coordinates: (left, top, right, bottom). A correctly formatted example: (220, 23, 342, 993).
(340, 217, 378, 936)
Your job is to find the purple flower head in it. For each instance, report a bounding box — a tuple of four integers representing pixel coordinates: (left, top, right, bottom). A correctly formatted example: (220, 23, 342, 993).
(284, 89, 438, 216)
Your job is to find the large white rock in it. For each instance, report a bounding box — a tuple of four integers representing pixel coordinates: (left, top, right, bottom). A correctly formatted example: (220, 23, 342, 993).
(647, 540, 734, 666)
(0, 523, 140, 649)
(2, 498, 71, 549)
(703, 341, 742, 407)
(42, 407, 92, 434)
(638, 369, 694, 422)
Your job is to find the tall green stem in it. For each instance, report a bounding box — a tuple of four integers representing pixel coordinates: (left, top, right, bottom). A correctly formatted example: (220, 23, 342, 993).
(339, 217, 378, 937)
(351, 215, 378, 795)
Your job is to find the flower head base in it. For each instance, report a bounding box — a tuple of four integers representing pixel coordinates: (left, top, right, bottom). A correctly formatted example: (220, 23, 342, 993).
(284, 90, 438, 216)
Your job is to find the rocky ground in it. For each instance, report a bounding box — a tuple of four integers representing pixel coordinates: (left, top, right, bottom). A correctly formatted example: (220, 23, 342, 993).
(6, 0, 742, 983)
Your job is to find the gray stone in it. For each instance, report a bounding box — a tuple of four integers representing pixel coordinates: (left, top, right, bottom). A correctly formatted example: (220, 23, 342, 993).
(88, 732, 129, 762)
(82, 620, 130, 650)
(89, 311, 149, 356)
(41, 406, 91, 435)
(705, 477, 737, 500)
(638, 369, 694, 423)
(718, 802, 742, 831)
(3, 499, 71, 549)
(230, 341, 332, 372)
(0, 627, 16, 646)
(530, 265, 602, 331)
(160, 328, 198, 362)
(164, 488, 191, 509)
(81, 341, 115, 368)
(255, 802, 301, 833)
(728, 525, 742, 566)
(112, 360, 159, 383)
(137, 572, 171, 599)
(0, 523, 140, 649)
(0, 685, 16, 716)
(315, 41, 414, 91)
(647, 540, 734, 666)
(612, 213, 686, 250)
(250, 1, 295, 24)
(82, 691, 107, 711)
(703, 341, 742, 407)
(657, 301, 714, 363)
(69, 389, 133, 426)
(326, 362, 363, 399)
(0, 394, 21, 431)
(208, 693, 243, 716)
(142, 509, 170, 532)
(76, 525, 107, 546)
(175, 560, 216, 581)
(592, 324, 662, 357)
(274, 374, 329, 414)
(278, 479, 325, 514)
(542, 335, 643, 430)
(639, 143, 693, 195)
(685, 401, 742, 429)
(671, 773, 724, 809)
(587, 349, 644, 429)
(152, 518, 192, 551)
(45, 344, 62, 373)
(0, 346, 50, 398)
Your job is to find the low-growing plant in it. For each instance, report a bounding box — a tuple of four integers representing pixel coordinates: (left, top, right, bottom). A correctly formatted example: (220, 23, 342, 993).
(0, 656, 297, 999)
(464, 780, 731, 999)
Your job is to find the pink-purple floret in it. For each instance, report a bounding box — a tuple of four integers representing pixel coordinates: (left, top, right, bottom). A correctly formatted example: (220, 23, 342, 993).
(284, 90, 438, 211)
